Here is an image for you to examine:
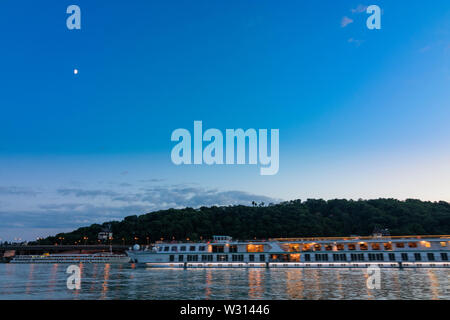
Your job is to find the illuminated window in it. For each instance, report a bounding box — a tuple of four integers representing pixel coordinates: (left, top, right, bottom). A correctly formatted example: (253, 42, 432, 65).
(325, 244, 333, 251)
(289, 254, 300, 262)
(395, 242, 405, 248)
(247, 244, 264, 253)
(288, 244, 301, 252)
(408, 242, 417, 248)
(371, 243, 380, 250)
(336, 244, 345, 251)
(440, 242, 447, 247)
(383, 243, 392, 250)
(420, 241, 431, 248)
(347, 243, 356, 250)
(359, 243, 368, 250)
(314, 244, 322, 251)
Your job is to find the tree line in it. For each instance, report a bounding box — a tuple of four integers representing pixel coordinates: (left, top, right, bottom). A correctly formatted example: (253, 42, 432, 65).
(35, 198, 450, 245)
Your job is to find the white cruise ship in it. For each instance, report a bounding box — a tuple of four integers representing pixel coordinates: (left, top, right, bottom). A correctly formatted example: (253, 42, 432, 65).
(126, 235, 450, 268)
(11, 253, 130, 264)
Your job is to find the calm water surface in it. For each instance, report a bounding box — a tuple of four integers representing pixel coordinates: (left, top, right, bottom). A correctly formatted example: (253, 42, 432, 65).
(0, 264, 448, 300)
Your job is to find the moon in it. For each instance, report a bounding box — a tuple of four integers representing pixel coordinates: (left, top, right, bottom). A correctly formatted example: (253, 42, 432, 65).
(73, 69, 79, 75)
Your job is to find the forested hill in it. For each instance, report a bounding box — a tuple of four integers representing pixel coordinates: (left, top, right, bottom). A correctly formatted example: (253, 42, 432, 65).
(37, 198, 450, 245)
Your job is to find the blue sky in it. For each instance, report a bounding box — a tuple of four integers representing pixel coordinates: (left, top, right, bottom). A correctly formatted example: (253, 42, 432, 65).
(0, 1, 449, 240)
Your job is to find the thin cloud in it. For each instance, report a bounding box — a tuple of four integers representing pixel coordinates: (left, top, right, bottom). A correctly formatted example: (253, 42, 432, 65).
(57, 188, 119, 198)
(0, 186, 38, 196)
(348, 38, 364, 47)
(351, 4, 367, 14)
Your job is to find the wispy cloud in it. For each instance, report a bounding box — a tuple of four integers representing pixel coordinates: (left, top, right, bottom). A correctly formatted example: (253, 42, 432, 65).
(351, 4, 367, 14)
(0, 186, 38, 196)
(348, 38, 364, 47)
(57, 188, 119, 198)
(341, 16, 354, 28)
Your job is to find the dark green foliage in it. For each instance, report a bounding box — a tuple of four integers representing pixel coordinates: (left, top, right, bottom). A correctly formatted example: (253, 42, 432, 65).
(36, 198, 450, 245)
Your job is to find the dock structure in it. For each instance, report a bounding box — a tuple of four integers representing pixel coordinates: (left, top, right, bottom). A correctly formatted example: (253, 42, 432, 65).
(0, 244, 129, 258)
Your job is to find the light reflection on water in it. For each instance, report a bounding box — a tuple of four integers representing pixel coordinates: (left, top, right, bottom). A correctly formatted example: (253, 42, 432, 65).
(0, 264, 448, 300)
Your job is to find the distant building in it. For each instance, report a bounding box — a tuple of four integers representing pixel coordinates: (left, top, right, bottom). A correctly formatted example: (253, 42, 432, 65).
(98, 232, 113, 241)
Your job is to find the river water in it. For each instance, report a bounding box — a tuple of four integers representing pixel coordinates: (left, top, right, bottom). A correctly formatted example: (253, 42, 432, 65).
(0, 264, 448, 299)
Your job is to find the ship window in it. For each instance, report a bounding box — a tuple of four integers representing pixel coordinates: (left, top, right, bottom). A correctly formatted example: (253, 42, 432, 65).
(164, 246, 169, 252)
(325, 245, 333, 251)
(441, 253, 448, 261)
(201, 255, 213, 262)
(440, 242, 447, 247)
(302, 244, 312, 251)
(178, 255, 184, 262)
(169, 255, 174, 262)
(289, 254, 300, 262)
(368, 253, 382, 261)
(187, 255, 198, 262)
(388, 253, 395, 261)
(247, 244, 264, 252)
(217, 254, 228, 262)
(180, 246, 186, 251)
(414, 253, 422, 261)
(171, 246, 177, 251)
(371, 243, 381, 250)
(384, 243, 393, 250)
(229, 245, 238, 253)
(314, 244, 322, 251)
(189, 246, 196, 251)
(359, 243, 368, 250)
(289, 244, 301, 252)
(199, 246, 206, 251)
(395, 242, 405, 248)
(351, 253, 364, 261)
(259, 254, 265, 262)
(427, 253, 435, 261)
(315, 254, 328, 261)
(304, 254, 311, 261)
(408, 242, 418, 248)
(401, 253, 408, 261)
(158, 246, 163, 251)
(336, 244, 345, 251)
(347, 244, 356, 250)
(249, 254, 255, 262)
(232, 254, 244, 262)
(421, 241, 431, 248)
(212, 245, 224, 253)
